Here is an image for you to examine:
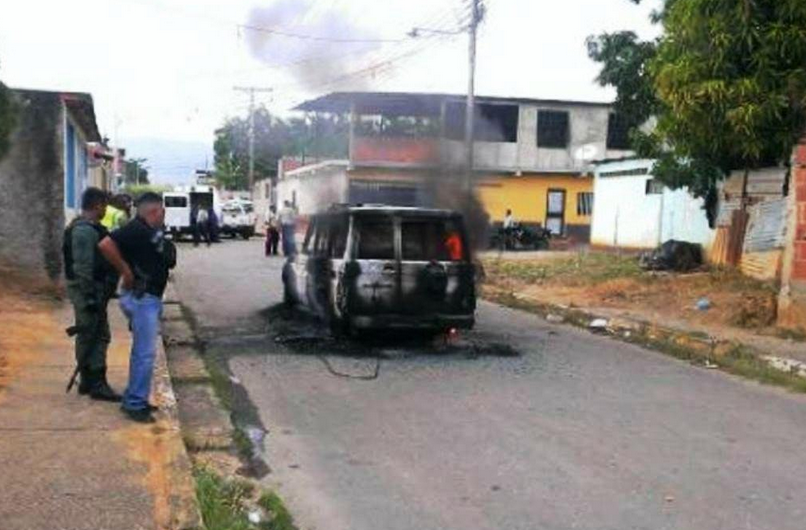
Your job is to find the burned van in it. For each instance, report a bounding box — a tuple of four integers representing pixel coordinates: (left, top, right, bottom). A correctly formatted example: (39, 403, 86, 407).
(282, 206, 476, 334)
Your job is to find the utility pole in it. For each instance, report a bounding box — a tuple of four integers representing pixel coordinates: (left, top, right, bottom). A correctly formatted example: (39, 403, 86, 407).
(409, 1, 484, 190)
(464, 0, 483, 192)
(233, 86, 273, 192)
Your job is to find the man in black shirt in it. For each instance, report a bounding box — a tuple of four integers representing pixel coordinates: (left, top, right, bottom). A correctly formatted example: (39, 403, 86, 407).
(99, 192, 176, 423)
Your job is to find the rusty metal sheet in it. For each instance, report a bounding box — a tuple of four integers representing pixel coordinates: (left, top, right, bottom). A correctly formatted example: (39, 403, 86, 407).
(716, 198, 742, 227)
(723, 168, 787, 197)
(740, 250, 783, 281)
(743, 198, 788, 253)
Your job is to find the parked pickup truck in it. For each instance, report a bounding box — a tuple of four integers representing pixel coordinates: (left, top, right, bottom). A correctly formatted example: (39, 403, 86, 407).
(221, 200, 256, 240)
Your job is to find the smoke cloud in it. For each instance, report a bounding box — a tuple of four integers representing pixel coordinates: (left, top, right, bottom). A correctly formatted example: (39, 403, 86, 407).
(244, 0, 385, 91)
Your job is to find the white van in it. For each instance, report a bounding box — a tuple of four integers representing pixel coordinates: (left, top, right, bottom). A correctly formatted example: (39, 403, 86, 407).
(162, 185, 223, 239)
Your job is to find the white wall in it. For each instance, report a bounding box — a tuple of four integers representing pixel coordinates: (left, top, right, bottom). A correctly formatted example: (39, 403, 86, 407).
(276, 162, 349, 217)
(591, 159, 714, 249)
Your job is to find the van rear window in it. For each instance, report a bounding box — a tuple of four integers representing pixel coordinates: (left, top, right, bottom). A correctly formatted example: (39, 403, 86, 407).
(402, 219, 465, 262)
(164, 196, 188, 208)
(357, 218, 395, 260)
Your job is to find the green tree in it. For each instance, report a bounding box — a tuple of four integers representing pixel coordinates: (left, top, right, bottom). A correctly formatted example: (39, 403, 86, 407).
(213, 107, 348, 190)
(588, 0, 806, 199)
(0, 62, 18, 160)
(123, 158, 150, 186)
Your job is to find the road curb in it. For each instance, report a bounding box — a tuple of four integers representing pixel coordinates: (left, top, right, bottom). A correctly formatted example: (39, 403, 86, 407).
(485, 288, 806, 385)
(153, 330, 204, 529)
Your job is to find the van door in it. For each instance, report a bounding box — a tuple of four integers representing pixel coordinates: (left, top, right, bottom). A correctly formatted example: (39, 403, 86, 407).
(290, 219, 315, 307)
(306, 216, 332, 319)
(163, 194, 190, 231)
(326, 213, 350, 320)
(350, 215, 399, 315)
(398, 216, 473, 316)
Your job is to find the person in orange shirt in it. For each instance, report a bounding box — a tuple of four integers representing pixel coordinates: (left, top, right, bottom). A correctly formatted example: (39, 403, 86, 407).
(444, 231, 464, 261)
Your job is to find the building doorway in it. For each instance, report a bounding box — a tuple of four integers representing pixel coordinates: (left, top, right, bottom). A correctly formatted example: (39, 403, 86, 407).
(545, 189, 566, 236)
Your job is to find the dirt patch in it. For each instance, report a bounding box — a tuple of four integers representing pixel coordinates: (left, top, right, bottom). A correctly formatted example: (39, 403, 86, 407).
(113, 423, 173, 528)
(112, 421, 201, 530)
(483, 253, 780, 337)
(0, 265, 62, 398)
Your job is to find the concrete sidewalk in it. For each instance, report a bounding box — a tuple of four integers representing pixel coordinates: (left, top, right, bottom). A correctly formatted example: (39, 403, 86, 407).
(0, 292, 200, 530)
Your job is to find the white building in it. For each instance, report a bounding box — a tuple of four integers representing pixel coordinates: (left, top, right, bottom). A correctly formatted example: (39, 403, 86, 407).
(590, 159, 715, 250)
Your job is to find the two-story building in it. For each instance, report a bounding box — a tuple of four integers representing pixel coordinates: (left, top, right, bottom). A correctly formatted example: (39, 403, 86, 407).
(276, 91, 633, 241)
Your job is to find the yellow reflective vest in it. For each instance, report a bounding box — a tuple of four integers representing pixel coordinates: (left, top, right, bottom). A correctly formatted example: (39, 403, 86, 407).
(101, 205, 128, 231)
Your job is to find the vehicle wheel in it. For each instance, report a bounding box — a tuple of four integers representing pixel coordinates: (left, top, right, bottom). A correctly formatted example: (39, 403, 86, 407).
(283, 285, 295, 309)
(241, 231, 251, 240)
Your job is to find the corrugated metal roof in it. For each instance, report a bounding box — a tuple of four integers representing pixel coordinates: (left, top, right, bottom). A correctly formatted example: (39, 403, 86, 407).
(294, 91, 614, 115)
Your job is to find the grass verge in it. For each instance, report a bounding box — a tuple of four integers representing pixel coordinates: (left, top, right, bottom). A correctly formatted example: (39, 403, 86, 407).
(258, 492, 297, 530)
(485, 288, 806, 394)
(482, 252, 643, 286)
(194, 466, 298, 530)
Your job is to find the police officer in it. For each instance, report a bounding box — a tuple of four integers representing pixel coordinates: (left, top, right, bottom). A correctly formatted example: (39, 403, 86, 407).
(99, 192, 177, 423)
(63, 187, 121, 401)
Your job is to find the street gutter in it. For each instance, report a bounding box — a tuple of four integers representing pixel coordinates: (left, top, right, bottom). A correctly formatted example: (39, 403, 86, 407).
(483, 287, 806, 393)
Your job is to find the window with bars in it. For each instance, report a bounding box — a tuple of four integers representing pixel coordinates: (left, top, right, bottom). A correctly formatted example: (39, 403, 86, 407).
(606, 113, 631, 150)
(537, 110, 570, 148)
(576, 192, 594, 216)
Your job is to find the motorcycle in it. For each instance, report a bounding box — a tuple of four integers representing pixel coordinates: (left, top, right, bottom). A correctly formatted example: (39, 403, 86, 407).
(489, 222, 551, 251)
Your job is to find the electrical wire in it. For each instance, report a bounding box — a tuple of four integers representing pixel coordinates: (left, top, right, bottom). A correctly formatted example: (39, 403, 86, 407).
(112, 0, 410, 44)
(317, 354, 381, 381)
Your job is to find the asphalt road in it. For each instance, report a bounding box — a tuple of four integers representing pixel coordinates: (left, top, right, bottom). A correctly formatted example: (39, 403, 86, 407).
(173, 239, 806, 530)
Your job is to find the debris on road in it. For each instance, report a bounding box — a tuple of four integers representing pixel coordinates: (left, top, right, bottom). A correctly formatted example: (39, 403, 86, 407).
(589, 318, 609, 332)
(761, 355, 806, 378)
(696, 297, 712, 311)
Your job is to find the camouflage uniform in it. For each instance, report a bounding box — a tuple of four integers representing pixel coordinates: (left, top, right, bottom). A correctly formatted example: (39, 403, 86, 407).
(64, 218, 118, 396)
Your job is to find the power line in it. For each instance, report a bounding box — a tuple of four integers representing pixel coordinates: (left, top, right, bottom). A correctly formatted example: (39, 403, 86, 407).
(112, 0, 412, 44)
(236, 22, 408, 44)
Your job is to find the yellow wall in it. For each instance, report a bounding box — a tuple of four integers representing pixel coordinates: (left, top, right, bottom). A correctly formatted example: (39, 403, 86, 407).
(476, 174, 593, 226)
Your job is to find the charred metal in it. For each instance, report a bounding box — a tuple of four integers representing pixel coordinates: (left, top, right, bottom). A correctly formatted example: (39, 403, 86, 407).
(282, 205, 477, 334)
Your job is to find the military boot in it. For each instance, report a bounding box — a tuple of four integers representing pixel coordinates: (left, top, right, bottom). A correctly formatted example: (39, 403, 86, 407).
(77, 367, 93, 395)
(89, 368, 122, 402)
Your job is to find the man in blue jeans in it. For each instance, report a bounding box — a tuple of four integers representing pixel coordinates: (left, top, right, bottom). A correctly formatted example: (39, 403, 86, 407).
(99, 192, 176, 423)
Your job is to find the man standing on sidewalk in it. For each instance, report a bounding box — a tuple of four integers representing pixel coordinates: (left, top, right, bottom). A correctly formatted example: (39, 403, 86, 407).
(99, 192, 176, 423)
(278, 200, 297, 256)
(63, 187, 122, 401)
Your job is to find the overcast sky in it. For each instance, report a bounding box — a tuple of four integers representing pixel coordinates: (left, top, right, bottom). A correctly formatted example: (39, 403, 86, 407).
(0, 0, 659, 182)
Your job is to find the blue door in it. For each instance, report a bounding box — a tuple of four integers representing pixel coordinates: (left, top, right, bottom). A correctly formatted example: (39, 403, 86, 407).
(65, 122, 76, 208)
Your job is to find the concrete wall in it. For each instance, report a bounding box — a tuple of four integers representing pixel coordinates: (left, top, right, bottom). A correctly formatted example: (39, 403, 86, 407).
(251, 177, 274, 231)
(0, 92, 66, 281)
(591, 159, 714, 250)
(442, 104, 632, 173)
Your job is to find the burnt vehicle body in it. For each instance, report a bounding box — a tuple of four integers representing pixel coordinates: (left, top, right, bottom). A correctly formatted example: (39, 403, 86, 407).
(282, 206, 476, 334)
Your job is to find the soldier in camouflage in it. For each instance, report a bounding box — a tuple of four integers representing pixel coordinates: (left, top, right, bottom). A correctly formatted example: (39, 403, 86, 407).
(63, 187, 121, 401)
